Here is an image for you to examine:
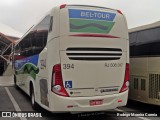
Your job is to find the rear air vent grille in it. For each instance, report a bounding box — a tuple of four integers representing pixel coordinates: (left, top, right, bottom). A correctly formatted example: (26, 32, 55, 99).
(141, 79, 146, 91)
(134, 78, 138, 90)
(66, 47, 122, 61)
(149, 74, 160, 99)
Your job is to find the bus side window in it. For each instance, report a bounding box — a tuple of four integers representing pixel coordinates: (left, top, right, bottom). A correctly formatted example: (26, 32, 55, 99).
(129, 32, 137, 57)
(14, 44, 22, 60)
(32, 15, 51, 55)
(49, 16, 53, 32)
(22, 34, 34, 57)
(132, 27, 160, 56)
(14, 15, 51, 59)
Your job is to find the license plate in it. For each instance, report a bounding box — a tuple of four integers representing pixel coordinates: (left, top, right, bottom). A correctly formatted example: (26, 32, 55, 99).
(90, 99, 103, 106)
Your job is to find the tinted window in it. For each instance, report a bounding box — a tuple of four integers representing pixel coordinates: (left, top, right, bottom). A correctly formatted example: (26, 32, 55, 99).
(49, 16, 53, 32)
(15, 15, 51, 58)
(136, 27, 160, 45)
(129, 32, 137, 45)
(129, 32, 137, 56)
(15, 33, 33, 57)
(14, 44, 23, 60)
(33, 15, 51, 55)
(129, 27, 160, 56)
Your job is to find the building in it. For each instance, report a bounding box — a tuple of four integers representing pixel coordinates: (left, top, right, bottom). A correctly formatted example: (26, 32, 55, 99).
(0, 23, 22, 75)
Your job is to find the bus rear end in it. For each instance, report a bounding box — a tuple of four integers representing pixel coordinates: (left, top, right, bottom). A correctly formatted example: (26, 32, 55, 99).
(50, 5, 129, 112)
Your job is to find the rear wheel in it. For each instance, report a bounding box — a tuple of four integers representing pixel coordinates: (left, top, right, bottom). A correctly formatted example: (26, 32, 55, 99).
(30, 85, 39, 110)
(14, 75, 18, 88)
(14, 75, 16, 84)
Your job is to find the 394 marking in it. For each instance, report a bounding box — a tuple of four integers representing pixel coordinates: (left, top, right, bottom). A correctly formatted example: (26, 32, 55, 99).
(63, 64, 74, 69)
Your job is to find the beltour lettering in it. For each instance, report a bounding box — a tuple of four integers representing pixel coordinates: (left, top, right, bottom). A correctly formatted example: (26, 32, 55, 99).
(81, 11, 110, 19)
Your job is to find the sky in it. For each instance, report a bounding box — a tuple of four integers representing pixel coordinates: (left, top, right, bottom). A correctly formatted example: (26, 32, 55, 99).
(0, 0, 160, 36)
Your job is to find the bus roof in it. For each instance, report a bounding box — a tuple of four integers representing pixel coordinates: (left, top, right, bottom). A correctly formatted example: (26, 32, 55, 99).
(129, 21, 160, 33)
(62, 4, 123, 15)
(64, 4, 116, 11)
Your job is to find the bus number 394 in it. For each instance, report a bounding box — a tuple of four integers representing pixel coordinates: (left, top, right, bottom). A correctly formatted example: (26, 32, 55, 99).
(63, 64, 74, 69)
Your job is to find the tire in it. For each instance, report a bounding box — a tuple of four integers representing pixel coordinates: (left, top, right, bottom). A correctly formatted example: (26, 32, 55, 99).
(14, 75, 18, 88)
(30, 85, 39, 110)
(14, 75, 16, 84)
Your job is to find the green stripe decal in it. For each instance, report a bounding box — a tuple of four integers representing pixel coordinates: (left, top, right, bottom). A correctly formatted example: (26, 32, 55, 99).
(16, 63, 39, 80)
(69, 19, 115, 34)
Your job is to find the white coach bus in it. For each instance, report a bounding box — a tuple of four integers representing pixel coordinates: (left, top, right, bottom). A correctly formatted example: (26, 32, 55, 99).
(13, 4, 129, 112)
(129, 21, 160, 106)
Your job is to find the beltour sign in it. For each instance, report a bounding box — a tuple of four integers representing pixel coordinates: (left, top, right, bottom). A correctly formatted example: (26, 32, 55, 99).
(68, 9, 116, 34)
(69, 9, 116, 21)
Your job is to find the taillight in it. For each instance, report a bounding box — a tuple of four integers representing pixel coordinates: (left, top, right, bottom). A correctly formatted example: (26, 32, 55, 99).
(51, 64, 69, 97)
(60, 4, 66, 9)
(119, 63, 129, 93)
(117, 10, 123, 15)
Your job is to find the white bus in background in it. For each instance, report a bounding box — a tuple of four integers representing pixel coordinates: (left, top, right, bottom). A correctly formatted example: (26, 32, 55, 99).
(129, 21, 160, 106)
(13, 4, 129, 112)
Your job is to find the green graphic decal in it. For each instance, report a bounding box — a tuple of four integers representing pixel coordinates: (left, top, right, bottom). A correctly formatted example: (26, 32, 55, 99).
(69, 19, 115, 34)
(16, 63, 39, 80)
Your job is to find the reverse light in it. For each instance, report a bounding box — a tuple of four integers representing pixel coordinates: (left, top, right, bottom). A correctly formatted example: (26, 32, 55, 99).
(119, 63, 129, 93)
(51, 64, 69, 97)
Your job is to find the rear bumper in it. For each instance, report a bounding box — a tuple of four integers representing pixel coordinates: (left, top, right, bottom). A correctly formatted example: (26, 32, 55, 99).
(49, 90, 128, 112)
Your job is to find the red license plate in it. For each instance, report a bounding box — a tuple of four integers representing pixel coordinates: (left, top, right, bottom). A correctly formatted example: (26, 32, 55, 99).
(90, 99, 103, 106)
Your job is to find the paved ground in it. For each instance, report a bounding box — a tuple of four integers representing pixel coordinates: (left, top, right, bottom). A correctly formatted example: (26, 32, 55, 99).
(0, 76, 14, 86)
(0, 76, 160, 120)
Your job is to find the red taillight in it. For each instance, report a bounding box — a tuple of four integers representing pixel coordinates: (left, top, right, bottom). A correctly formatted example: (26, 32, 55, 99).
(118, 100, 122, 103)
(67, 105, 73, 108)
(60, 4, 66, 9)
(125, 63, 129, 81)
(119, 63, 129, 93)
(51, 64, 69, 97)
(53, 64, 61, 71)
(117, 10, 123, 15)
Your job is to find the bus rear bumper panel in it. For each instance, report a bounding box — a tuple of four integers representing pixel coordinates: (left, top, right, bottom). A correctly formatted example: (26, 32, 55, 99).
(49, 90, 128, 112)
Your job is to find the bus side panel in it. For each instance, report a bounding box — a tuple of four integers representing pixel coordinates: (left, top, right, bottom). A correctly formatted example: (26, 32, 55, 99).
(130, 57, 160, 106)
(46, 38, 61, 111)
(35, 48, 49, 108)
(148, 57, 160, 105)
(14, 55, 39, 95)
(129, 57, 148, 102)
